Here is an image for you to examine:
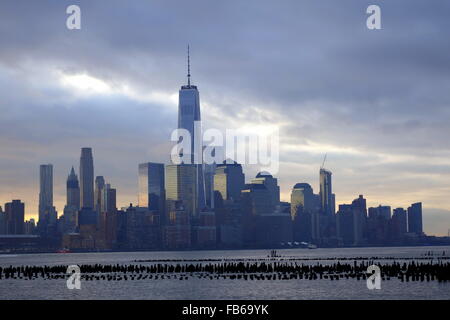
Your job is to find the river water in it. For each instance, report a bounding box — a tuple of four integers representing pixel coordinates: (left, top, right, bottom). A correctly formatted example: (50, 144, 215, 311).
(0, 246, 449, 300)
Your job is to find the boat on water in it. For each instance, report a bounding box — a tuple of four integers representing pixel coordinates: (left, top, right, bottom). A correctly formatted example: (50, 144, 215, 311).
(57, 248, 71, 253)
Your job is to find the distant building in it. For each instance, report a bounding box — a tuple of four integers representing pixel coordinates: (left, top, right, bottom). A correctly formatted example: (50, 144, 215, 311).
(138, 162, 165, 222)
(255, 213, 293, 247)
(319, 168, 334, 216)
(62, 167, 80, 233)
(78, 207, 97, 226)
(165, 164, 199, 217)
(408, 202, 423, 235)
(175, 51, 206, 212)
(5, 200, 25, 235)
(391, 208, 408, 239)
(164, 201, 191, 249)
(66, 167, 80, 209)
(251, 172, 280, 208)
(38, 164, 57, 235)
(101, 183, 117, 215)
(336, 195, 367, 246)
(290, 183, 320, 242)
(24, 219, 36, 235)
(367, 205, 391, 245)
(351, 195, 367, 245)
(214, 161, 245, 203)
(195, 209, 216, 247)
(241, 183, 275, 217)
(80, 147, 94, 209)
(39, 164, 53, 223)
(0, 206, 6, 234)
(124, 205, 159, 250)
(94, 176, 105, 213)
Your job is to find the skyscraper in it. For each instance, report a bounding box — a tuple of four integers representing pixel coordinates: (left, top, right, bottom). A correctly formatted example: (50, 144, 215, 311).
(290, 183, 320, 242)
(80, 147, 94, 209)
(39, 164, 53, 223)
(165, 164, 198, 217)
(251, 172, 280, 208)
(290, 183, 316, 220)
(392, 207, 408, 238)
(62, 167, 80, 233)
(101, 183, 117, 214)
(0, 206, 6, 234)
(5, 200, 24, 234)
(95, 176, 105, 212)
(319, 168, 334, 215)
(174, 46, 206, 212)
(66, 166, 80, 209)
(407, 202, 423, 235)
(241, 183, 275, 216)
(138, 162, 165, 214)
(214, 161, 245, 203)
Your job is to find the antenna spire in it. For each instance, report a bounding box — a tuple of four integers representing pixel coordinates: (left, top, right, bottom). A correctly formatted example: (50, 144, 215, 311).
(187, 45, 191, 86)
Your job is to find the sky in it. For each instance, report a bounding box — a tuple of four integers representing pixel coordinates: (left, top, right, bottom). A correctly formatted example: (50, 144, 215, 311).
(0, 0, 449, 236)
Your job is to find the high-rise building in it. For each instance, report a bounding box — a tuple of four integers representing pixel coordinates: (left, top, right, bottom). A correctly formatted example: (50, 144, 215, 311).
(165, 164, 198, 217)
(251, 172, 280, 208)
(5, 200, 24, 234)
(407, 202, 423, 235)
(39, 164, 53, 223)
(290, 183, 320, 242)
(175, 47, 206, 211)
(319, 168, 334, 215)
(138, 162, 165, 215)
(369, 205, 391, 220)
(63, 167, 80, 233)
(214, 161, 245, 203)
(164, 200, 191, 249)
(290, 183, 316, 220)
(241, 183, 275, 217)
(80, 147, 94, 209)
(351, 195, 367, 245)
(101, 183, 117, 214)
(94, 176, 105, 213)
(367, 205, 391, 245)
(66, 166, 80, 209)
(335, 196, 368, 246)
(391, 208, 408, 238)
(0, 206, 6, 234)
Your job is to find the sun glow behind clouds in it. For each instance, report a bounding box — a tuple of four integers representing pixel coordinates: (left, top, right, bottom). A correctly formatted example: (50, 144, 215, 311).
(60, 73, 112, 94)
(57, 71, 178, 108)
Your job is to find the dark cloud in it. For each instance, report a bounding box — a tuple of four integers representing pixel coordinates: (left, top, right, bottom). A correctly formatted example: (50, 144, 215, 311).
(0, 0, 449, 235)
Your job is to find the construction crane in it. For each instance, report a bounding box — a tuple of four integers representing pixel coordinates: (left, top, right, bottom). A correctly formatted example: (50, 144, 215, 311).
(321, 153, 327, 170)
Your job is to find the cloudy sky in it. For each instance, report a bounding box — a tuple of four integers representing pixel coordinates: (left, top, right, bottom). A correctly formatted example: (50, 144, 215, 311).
(0, 0, 449, 235)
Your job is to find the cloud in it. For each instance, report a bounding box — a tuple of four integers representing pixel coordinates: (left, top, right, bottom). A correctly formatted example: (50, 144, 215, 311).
(0, 0, 449, 236)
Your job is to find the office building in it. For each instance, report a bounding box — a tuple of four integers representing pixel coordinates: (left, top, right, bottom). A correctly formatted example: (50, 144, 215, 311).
(80, 147, 94, 209)
(408, 202, 423, 235)
(138, 162, 165, 215)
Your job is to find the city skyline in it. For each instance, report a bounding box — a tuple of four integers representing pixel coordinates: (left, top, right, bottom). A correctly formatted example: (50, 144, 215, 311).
(1, 1, 450, 236)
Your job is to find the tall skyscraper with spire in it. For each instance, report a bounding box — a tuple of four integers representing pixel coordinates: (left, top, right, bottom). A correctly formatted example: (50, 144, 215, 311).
(63, 166, 80, 233)
(66, 167, 80, 209)
(95, 176, 105, 213)
(174, 46, 206, 213)
(178, 45, 202, 163)
(80, 147, 94, 209)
